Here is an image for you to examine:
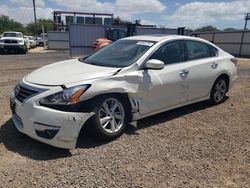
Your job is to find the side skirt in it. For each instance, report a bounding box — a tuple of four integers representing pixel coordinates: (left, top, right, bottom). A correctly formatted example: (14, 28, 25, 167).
(132, 95, 210, 121)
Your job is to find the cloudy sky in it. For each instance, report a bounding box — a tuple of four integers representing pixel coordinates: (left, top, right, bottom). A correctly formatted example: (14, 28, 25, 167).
(0, 0, 249, 29)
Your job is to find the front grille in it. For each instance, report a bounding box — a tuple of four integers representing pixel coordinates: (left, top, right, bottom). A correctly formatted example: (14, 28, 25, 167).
(15, 84, 38, 103)
(4, 40, 18, 44)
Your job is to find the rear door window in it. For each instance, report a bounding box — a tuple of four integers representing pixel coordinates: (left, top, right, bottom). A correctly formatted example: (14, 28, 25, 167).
(186, 40, 211, 60)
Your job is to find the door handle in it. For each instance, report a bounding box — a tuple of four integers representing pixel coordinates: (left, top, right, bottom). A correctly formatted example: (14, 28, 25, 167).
(211, 62, 218, 69)
(179, 70, 189, 79)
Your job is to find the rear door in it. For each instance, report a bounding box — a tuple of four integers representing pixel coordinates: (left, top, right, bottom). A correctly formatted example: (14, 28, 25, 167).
(184, 40, 220, 101)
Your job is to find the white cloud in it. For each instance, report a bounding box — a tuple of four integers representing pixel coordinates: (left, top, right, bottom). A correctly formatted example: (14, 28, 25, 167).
(115, 0, 166, 19)
(0, 5, 53, 24)
(1, 0, 166, 25)
(9, 0, 45, 7)
(49, 0, 114, 13)
(50, 0, 166, 20)
(162, 0, 250, 28)
(140, 19, 156, 26)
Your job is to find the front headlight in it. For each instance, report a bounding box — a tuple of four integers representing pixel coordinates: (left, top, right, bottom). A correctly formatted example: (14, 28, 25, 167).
(17, 39, 24, 43)
(40, 85, 90, 105)
(0, 39, 4, 43)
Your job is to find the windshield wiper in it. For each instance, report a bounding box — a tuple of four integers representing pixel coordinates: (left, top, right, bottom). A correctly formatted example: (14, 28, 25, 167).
(78, 58, 83, 62)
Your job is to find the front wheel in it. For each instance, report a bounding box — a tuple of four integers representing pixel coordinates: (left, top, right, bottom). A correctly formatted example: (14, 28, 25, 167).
(209, 77, 228, 105)
(89, 95, 129, 140)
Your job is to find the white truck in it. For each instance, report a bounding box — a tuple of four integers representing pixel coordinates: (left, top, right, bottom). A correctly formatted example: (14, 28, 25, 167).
(0, 31, 27, 54)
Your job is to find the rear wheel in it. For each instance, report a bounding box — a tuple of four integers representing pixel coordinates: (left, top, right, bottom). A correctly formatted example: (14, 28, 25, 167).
(89, 95, 128, 140)
(209, 77, 228, 105)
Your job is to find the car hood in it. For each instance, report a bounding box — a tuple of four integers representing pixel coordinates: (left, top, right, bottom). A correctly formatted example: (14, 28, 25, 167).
(25, 59, 121, 86)
(2, 37, 23, 40)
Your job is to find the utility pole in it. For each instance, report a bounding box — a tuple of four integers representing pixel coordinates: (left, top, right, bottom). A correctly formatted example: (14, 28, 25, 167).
(33, 0, 37, 23)
(37, 19, 46, 50)
(239, 13, 250, 56)
(32, 0, 37, 34)
(244, 13, 250, 30)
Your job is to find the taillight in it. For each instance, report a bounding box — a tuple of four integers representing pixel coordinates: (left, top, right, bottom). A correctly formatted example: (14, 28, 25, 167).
(230, 58, 238, 66)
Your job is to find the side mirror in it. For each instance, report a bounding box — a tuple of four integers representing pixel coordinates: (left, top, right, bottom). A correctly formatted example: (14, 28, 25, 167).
(144, 59, 164, 70)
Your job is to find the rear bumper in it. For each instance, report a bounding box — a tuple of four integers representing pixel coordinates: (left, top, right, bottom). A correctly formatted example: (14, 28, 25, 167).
(10, 86, 94, 149)
(228, 66, 237, 90)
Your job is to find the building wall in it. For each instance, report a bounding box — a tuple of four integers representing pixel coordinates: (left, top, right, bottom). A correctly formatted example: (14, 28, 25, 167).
(69, 24, 180, 57)
(192, 31, 250, 57)
(48, 31, 69, 50)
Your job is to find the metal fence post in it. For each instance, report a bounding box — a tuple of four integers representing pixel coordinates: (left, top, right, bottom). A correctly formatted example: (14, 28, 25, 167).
(239, 30, 245, 57)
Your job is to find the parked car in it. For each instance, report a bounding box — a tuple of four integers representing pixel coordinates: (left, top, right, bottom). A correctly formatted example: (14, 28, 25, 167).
(36, 37, 44, 46)
(23, 36, 31, 50)
(28, 36, 36, 48)
(40, 33, 48, 46)
(10, 35, 237, 149)
(0, 31, 27, 54)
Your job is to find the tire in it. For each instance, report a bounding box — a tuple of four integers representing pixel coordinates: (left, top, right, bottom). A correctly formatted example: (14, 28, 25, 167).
(21, 48, 27, 54)
(209, 76, 228, 105)
(89, 95, 129, 140)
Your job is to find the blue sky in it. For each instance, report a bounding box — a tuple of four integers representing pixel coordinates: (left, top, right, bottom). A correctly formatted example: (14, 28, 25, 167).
(0, 0, 249, 29)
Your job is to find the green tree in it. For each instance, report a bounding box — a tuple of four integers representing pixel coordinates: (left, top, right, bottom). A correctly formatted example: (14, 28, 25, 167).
(26, 19, 53, 35)
(113, 17, 132, 25)
(0, 15, 26, 34)
(194, 25, 220, 32)
(223, 28, 239, 31)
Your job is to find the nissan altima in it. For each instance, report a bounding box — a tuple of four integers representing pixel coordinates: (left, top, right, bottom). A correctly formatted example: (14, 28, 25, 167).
(10, 35, 237, 149)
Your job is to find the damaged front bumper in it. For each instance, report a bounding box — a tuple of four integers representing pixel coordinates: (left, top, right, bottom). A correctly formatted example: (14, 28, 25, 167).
(10, 90, 94, 149)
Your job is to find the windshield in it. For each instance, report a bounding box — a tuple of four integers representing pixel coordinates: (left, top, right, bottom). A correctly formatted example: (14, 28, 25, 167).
(84, 40, 155, 67)
(3, 33, 22, 37)
(28, 37, 34, 40)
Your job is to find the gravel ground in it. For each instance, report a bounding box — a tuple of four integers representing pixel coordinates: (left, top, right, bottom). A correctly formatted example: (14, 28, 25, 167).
(0, 50, 249, 187)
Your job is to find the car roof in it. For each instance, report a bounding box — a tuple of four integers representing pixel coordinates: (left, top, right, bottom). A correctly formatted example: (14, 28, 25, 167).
(123, 34, 206, 42)
(3, 31, 22, 34)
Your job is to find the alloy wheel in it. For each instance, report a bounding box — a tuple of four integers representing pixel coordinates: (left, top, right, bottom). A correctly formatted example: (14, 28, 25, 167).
(213, 79, 227, 103)
(98, 98, 125, 133)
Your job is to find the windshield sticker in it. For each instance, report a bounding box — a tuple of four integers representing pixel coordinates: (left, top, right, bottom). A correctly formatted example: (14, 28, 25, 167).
(136, 41, 154, 47)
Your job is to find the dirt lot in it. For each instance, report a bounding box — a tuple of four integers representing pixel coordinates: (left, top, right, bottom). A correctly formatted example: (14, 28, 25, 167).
(0, 51, 249, 187)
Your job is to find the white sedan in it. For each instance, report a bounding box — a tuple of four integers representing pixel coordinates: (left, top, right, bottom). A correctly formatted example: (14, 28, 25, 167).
(10, 35, 237, 149)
